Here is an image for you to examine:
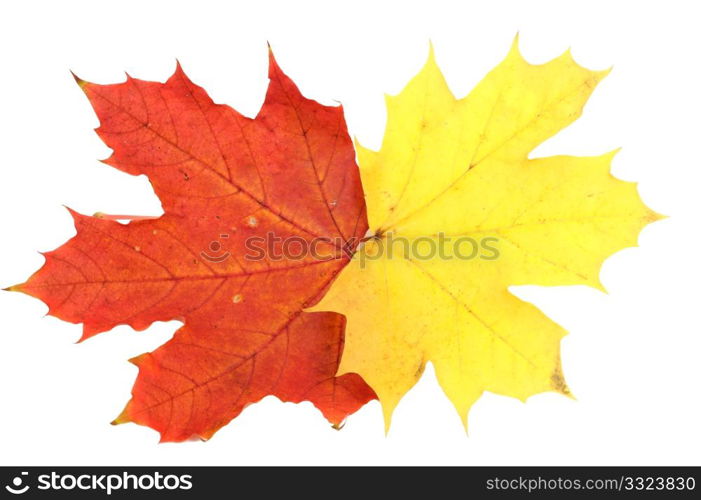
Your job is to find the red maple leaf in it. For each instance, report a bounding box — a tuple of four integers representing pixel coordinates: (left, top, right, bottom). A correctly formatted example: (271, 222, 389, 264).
(11, 50, 375, 441)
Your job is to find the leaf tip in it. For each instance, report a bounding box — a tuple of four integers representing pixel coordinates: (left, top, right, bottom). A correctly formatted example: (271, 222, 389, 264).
(459, 412, 470, 436)
(381, 401, 395, 436)
(70, 70, 88, 90)
(647, 210, 668, 223)
(608, 146, 623, 157)
(3, 283, 25, 293)
(173, 58, 184, 75)
(599, 65, 614, 79)
(508, 32, 523, 59)
(421, 39, 442, 75)
(502, 33, 531, 69)
(61, 204, 78, 215)
(267, 43, 281, 79)
(128, 353, 149, 367)
(551, 363, 575, 399)
(427, 39, 436, 60)
(169, 59, 190, 86)
(61, 205, 84, 226)
(111, 406, 132, 426)
(98, 155, 117, 168)
(77, 326, 100, 343)
(592, 276, 609, 294)
(124, 70, 134, 83)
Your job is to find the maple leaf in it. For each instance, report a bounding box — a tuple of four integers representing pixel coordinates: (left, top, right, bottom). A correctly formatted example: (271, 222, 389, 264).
(10, 50, 375, 441)
(310, 38, 662, 430)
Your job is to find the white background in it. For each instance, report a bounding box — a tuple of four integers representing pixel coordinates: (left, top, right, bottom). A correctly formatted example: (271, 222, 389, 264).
(0, 0, 699, 466)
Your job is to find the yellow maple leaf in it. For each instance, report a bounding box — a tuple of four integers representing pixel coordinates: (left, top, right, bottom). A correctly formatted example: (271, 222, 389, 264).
(310, 37, 662, 430)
